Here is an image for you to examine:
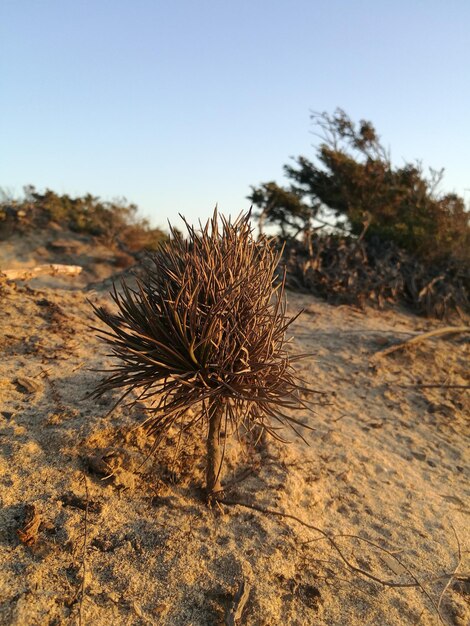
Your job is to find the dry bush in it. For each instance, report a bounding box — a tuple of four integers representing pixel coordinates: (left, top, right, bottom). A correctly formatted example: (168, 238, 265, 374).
(284, 235, 469, 318)
(0, 186, 167, 253)
(91, 210, 313, 499)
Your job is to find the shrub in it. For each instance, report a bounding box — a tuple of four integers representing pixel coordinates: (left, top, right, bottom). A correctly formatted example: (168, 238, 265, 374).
(91, 210, 312, 499)
(249, 109, 470, 265)
(284, 235, 469, 318)
(0, 186, 167, 252)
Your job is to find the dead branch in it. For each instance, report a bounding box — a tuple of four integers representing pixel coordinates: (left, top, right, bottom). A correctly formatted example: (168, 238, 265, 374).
(225, 579, 251, 626)
(1, 264, 82, 281)
(283, 235, 469, 318)
(437, 524, 462, 615)
(372, 326, 470, 359)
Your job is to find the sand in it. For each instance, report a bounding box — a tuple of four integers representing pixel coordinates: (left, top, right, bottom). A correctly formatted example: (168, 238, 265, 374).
(0, 243, 469, 625)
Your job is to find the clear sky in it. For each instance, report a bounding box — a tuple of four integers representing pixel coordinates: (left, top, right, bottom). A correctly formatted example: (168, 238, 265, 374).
(2, 0, 469, 230)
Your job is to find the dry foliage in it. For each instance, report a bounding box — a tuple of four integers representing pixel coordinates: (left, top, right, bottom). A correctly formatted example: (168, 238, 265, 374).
(285, 235, 470, 318)
(91, 210, 314, 498)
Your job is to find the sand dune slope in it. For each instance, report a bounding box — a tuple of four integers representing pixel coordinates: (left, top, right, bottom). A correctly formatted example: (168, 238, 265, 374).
(0, 277, 468, 625)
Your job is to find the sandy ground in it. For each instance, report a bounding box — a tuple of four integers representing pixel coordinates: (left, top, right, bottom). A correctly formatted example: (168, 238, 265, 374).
(0, 229, 134, 289)
(0, 243, 469, 625)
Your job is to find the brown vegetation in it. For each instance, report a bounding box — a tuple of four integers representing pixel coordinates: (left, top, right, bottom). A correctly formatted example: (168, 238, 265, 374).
(0, 186, 167, 253)
(91, 210, 314, 498)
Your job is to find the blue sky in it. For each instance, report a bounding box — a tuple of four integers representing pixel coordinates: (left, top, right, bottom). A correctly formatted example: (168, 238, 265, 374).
(2, 0, 469, 230)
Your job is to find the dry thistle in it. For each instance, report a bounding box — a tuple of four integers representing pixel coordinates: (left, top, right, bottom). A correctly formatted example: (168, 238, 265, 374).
(91, 210, 313, 500)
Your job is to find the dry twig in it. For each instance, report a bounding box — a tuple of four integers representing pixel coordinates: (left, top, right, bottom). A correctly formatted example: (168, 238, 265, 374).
(1, 264, 82, 281)
(397, 383, 469, 390)
(220, 498, 445, 624)
(78, 473, 90, 626)
(437, 524, 462, 615)
(372, 326, 470, 359)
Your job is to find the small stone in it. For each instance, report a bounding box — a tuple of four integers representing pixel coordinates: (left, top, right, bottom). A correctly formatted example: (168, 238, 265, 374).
(152, 603, 169, 617)
(107, 591, 120, 603)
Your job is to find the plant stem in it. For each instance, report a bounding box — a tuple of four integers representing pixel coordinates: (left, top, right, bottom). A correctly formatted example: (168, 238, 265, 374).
(206, 401, 224, 497)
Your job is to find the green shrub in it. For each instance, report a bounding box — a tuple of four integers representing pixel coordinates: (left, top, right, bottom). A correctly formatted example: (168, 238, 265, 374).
(249, 109, 470, 265)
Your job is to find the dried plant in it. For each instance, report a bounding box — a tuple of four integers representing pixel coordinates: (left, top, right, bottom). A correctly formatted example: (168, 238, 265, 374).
(91, 210, 313, 499)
